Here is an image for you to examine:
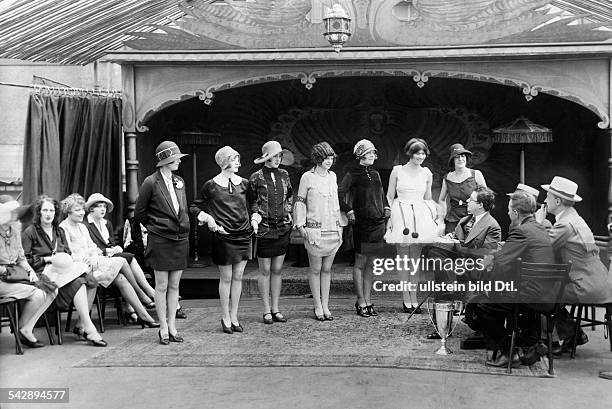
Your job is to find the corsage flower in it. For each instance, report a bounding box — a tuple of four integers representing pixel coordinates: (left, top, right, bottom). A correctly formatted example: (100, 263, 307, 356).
(173, 177, 184, 189)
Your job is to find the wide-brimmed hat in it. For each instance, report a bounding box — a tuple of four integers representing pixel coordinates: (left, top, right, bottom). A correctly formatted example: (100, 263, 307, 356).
(155, 141, 188, 167)
(85, 193, 114, 213)
(541, 176, 582, 202)
(353, 139, 377, 159)
(506, 183, 539, 199)
(254, 141, 295, 166)
(43, 253, 89, 288)
(448, 143, 472, 166)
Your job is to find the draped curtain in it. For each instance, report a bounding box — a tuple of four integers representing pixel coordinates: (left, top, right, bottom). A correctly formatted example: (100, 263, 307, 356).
(23, 93, 123, 226)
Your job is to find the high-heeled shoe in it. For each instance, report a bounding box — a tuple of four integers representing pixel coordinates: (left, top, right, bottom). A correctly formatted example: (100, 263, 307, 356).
(72, 326, 85, 340)
(231, 322, 244, 333)
(83, 331, 107, 347)
(18, 332, 44, 348)
(124, 311, 138, 325)
(221, 319, 233, 334)
(169, 332, 184, 343)
(143, 301, 155, 310)
(313, 309, 325, 321)
(137, 318, 161, 328)
(323, 312, 334, 321)
(355, 302, 371, 317)
(158, 330, 170, 345)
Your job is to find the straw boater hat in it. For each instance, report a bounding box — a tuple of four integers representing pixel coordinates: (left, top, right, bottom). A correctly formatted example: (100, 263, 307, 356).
(506, 183, 540, 199)
(353, 139, 376, 159)
(155, 141, 188, 167)
(541, 176, 582, 202)
(448, 143, 472, 166)
(85, 193, 114, 213)
(43, 253, 89, 288)
(254, 141, 295, 166)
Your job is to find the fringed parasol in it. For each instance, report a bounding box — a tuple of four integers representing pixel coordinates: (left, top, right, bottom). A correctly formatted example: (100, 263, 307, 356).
(492, 117, 553, 183)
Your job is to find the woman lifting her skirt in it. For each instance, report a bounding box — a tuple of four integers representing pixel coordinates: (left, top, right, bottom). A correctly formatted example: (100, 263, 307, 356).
(249, 141, 294, 325)
(190, 146, 255, 334)
(134, 141, 190, 345)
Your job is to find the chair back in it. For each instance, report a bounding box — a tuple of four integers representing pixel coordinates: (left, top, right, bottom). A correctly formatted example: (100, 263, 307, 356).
(516, 258, 572, 307)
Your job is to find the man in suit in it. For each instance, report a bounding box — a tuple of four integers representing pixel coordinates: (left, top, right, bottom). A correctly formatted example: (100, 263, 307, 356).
(464, 191, 556, 368)
(425, 186, 501, 339)
(536, 176, 612, 352)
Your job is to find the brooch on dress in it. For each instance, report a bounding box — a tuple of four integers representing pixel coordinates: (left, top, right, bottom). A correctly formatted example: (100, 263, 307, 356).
(173, 177, 184, 190)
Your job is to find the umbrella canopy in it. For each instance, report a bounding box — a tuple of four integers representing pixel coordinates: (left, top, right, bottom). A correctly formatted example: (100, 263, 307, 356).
(492, 117, 553, 144)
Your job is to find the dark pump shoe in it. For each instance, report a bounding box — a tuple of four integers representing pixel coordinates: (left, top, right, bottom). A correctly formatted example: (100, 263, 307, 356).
(158, 331, 170, 345)
(18, 333, 44, 348)
(366, 304, 378, 317)
(263, 312, 274, 325)
(231, 322, 244, 333)
(169, 333, 184, 343)
(355, 302, 371, 317)
(271, 312, 287, 323)
(221, 320, 233, 334)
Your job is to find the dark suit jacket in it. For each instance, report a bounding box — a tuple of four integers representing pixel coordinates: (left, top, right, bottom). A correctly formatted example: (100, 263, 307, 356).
(85, 218, 118, 252)
(454, 212, 501, 258)
(134, 170, 190, 241)
(21, 224, 71, 274)
(489, 216, 556, 306)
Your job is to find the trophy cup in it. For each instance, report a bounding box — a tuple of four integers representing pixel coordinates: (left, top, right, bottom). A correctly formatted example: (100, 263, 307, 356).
(426, 298, 463, 355)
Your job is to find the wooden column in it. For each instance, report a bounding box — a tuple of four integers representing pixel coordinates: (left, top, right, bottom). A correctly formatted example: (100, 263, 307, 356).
(122, 65, 139, 217)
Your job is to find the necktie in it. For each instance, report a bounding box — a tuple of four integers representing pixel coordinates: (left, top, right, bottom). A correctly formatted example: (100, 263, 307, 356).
(465, 216, 476, 234)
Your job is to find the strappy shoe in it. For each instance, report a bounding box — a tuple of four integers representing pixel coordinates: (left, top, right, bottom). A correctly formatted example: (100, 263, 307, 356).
(168, 332, 184, 343)
(84, 331, 107, 347)
(158, 330, 170, 345)
(73, 326, 85, 340)
(263, 312, 273, 325)
(355, 302, 371, 317)
(366, 304, 378, 317)
(271, 312, 287, 323)
(313, 309, 325, 321)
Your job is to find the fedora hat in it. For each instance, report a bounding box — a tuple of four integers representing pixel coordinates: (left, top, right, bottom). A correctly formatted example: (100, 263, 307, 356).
(506, 183, 540, 199)
(448, 143, 472, 166)
(85, 193, 114, 213)
(541, 176, 582, 202)
(254, 141, 295, 166)
(42, 253, 89, 288)
(155, 141, 188, 167)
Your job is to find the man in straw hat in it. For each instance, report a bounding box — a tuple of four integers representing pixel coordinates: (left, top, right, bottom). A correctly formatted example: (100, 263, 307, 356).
(508, 183, 552, 229)
(536, 176, 612, 352)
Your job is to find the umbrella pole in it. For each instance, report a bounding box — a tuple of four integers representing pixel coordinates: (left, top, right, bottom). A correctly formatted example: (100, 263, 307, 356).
(520, 144, 525, 184)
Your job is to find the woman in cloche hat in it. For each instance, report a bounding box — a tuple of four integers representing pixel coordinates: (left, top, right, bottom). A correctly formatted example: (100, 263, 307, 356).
(190, 146, 255, 334)
(249, 141, 294, 324)
(437, 143, 487, 233)
(134, 141, 190, 345)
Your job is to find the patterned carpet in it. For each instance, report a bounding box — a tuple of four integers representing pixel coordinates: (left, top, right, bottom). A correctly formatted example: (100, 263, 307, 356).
(76, 303, 551, 377)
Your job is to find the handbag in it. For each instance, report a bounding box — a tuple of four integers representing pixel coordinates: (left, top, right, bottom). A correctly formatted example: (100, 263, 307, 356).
(1, 264, 30, 283)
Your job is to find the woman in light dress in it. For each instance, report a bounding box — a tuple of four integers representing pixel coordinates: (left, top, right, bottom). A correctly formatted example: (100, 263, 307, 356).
(385, 138, 439, 313)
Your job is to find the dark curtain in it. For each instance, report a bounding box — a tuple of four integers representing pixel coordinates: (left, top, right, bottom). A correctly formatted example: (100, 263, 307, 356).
(23, 93, 123, 227)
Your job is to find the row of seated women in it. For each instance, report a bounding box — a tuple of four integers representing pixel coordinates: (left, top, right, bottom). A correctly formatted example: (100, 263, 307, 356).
(0, 192, 160, 349)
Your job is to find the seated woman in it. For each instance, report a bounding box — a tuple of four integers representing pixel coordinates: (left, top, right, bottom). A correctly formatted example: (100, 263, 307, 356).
(0, 196, 55, 348)
(84, 193, 156, 315)
(59, 194, 159, 328)
(21, 195, 107, 346)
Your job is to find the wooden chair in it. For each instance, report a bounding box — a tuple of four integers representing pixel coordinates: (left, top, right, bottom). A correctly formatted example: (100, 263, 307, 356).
(52, 291, 104, 344)
(507, 258, 572, 375)
(0, 297, 23, 354)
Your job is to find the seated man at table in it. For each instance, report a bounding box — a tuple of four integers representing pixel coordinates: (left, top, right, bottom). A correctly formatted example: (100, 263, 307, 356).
(464, 191, 555, 368)
(536, 176, 612, 352)
(424, 187, 501, 339)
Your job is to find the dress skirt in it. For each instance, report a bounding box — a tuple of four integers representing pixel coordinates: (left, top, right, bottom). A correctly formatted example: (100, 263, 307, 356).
(353, 219, 386, 254)
(384, 200, 437, 244)
(145, 233, 189, 271)
(256, 229, 291, 258)
(54, 275, 89, 310)
(304, 230, 342, 257)
(113, 252, 134, 264)
(92, 257, 125, 288)
(212, 231, 253, 266)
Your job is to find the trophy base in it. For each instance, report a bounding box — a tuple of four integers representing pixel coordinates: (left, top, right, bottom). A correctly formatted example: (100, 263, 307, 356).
(435, 345, 453, 355)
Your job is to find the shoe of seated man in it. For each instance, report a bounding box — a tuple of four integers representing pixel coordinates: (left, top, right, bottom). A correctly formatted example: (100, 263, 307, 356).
(176, 307, 187, 319)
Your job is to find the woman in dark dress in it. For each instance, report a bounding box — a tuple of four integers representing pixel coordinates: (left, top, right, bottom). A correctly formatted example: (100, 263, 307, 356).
(338, 139, 390, 318)
(21, 195, 106, 346)
(190, 146, 254, 334)
(438, 143, 486, 233)
(249, 141, 294, 324)
(134, 141, 190, 345)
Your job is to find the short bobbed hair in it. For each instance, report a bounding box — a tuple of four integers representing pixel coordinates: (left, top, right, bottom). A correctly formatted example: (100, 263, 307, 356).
(60, 193, 86, 217)
(404, 138, 430, 158)
(32, 195, 60, 226)
(474, 186, 495, 212)
(509, 191, 537, 215)
(311, 142, 337, 166)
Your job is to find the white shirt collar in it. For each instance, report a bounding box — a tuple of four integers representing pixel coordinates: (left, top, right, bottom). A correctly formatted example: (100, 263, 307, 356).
(473, 212, 485, 225)
(86, 214, 107, 226)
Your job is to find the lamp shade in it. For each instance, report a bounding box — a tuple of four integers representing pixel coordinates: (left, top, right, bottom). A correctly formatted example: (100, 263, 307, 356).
(492, 117, 553, 144)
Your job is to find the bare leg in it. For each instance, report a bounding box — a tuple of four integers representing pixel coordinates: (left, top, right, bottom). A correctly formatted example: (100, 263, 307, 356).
(270, 254, 285, 314)
(72, 285, 103, 341)
(353, 253, 367, 307)
(230, 260, 247, 324)
(118, 258, 151, 304)
(154, 270, 169, 336)
(320, 254, 336, 317)
(307, 252, 323, 316)
(166, 270, 182, 336)
(130, 259, 155, 299)
(363, 256, 374, 306)
(19, 288, 55, 341)
(398, 246, 414, 306)
(113, 275, 154, 322)
(257, 257, 272, 314)
(218, 265, 232, 326)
